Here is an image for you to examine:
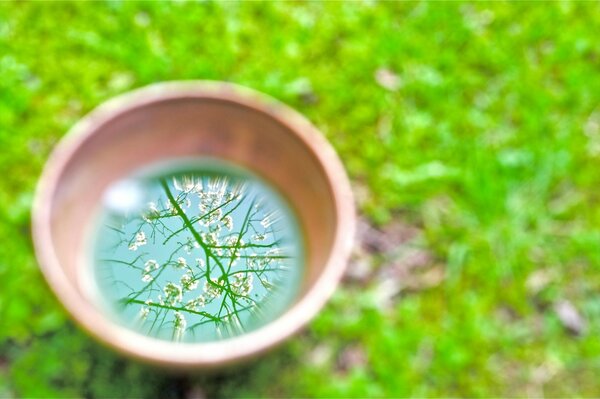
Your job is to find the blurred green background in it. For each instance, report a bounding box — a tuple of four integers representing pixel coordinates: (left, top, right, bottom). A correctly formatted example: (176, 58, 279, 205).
(1, 2, 600, 397)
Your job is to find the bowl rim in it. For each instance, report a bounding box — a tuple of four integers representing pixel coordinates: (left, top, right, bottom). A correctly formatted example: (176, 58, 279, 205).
(32, 81, 355, 367)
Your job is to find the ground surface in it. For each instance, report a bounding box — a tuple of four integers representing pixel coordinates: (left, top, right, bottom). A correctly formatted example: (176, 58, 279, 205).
(1, 2, 600, 398)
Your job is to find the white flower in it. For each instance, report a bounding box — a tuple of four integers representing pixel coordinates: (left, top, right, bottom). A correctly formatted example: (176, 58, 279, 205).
(226, 236, 238, 246)
(141, 260, 157, 282)
(222, 215, 234, 230)
(198, 200, 209, 216)
(137, 231, 147, 244)
(185, 295, 206, 311)
(144, 259, 160, 271)
(167, 199, 178, 215)
(128, 231, 147, 251)
(225, 236, 244, 259)
(209, 222, 222, 233)
(180, 272, 199, 291)
(201, 232, 221, 255)
(185, 299, 197, 311)
(144, 202, 160, 221)
(148, 201, 159, 213)
(196, 258, 205, 269)
(201, 232, 215, 245)
(163, 282, 183, 305)
(232, 272, 253, 297)
(176, 257, 187, 269)
(139, 306, 150, 319)
(204, 278, 224, 299)
(184, 238, 195, 254)
(174, 311, 186, 330)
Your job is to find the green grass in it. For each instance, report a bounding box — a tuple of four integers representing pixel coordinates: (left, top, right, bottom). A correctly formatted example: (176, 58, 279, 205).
(1, 2, 600, 397)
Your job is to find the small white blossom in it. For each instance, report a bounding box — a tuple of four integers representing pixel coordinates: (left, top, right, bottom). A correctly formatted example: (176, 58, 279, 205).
(232, 272, 253, 297)
(184, 237, 195, 254)
(139, 306, 150, 319)
(148, 201, 159, 213)
(201, 232, 218, 246)
(201, 232, 222, 255)
(163, 282, 183, 305)
(185, 295, 206, 311)
(174, 311, 186, 330)
(204, 278, 224, 299)
(144, 259, 160, 271)
(167, 199, 178, 215)
(211, 208, 223, 223)
(180, 272, 199, 291)
(185, 299, 197, 311)
(144, 202, 160, 221)
(225, 236, 244, 259)
(128, 231, 147, 251)
(141, 260, 157, 282)
(222, 215, 234, 230)
(137, 231, 147, 244)
(176, 257, 187, 269)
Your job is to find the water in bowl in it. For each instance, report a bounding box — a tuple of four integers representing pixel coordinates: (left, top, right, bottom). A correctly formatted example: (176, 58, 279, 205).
(84, 159, 305, 342)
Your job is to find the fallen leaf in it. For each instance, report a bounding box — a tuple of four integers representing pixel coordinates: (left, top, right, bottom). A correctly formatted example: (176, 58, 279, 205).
(356, 216, 419, 255)
(526, 269, 555, 294)
(404, 265, 445, 291)
(554, 300, 587, 336)
(306, 344, 333, 367)
(375, 67, 402, 91)
(337, 344, 368, 373)
(370, 277, 403, 311)
(351, 181, 371, 208)
(344, 246, 374, 283)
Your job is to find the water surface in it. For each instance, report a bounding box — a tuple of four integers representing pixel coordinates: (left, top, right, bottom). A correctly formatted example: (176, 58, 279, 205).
(85, 159, 305, 342)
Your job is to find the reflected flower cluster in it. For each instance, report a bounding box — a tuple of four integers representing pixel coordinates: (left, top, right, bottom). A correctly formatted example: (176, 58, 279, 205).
(100, 172, 294, 341)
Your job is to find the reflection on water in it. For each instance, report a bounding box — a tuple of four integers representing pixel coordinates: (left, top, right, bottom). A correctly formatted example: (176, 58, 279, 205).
(87, 159, 305, 342)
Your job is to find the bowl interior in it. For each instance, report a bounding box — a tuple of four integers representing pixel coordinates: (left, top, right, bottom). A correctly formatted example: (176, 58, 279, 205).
(48, 96, 337, 315)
